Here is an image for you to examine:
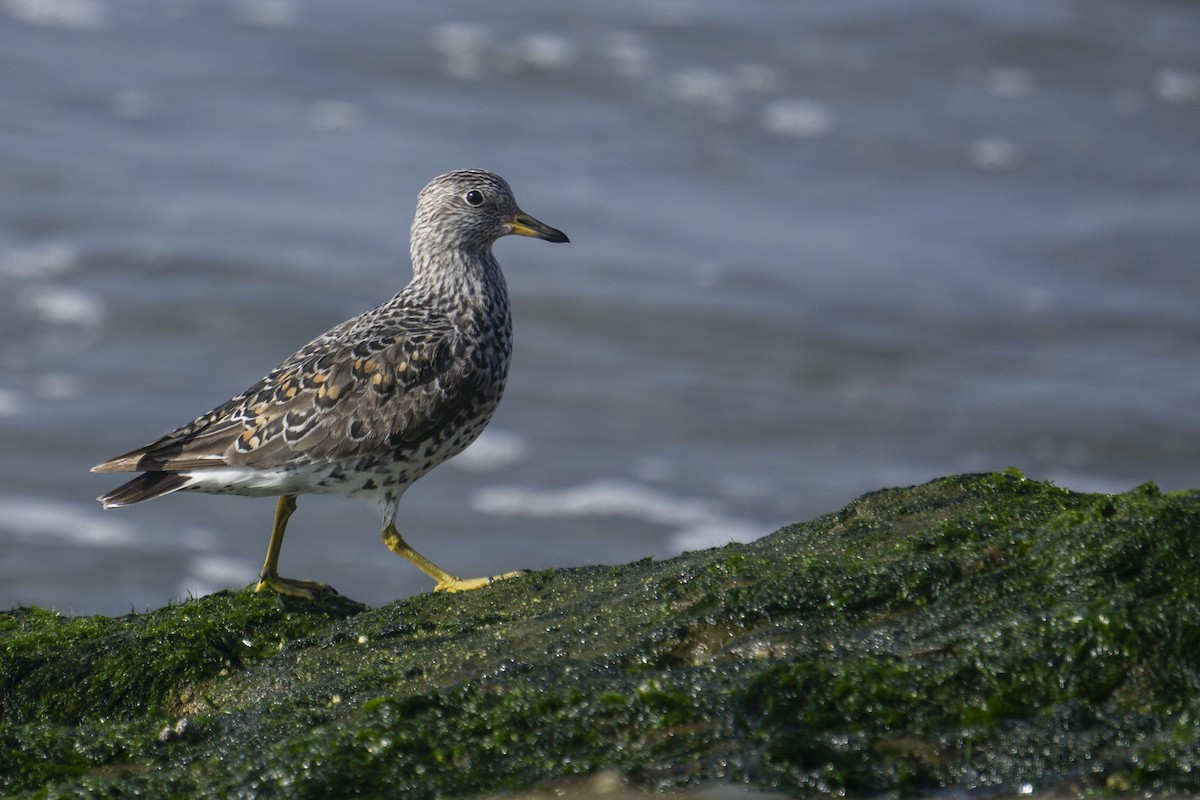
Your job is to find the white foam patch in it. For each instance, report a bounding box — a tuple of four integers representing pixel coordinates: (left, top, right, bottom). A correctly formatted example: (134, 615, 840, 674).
(519, 34, 575, 70)
(606, 31, 650, 79)
(0, 388, 20, 417)
(0, 496, 136, 547)
(763, 99, 835, 138)
(430, 22, 492, 80)
(452, 429, 529, 472)
(987, 66, 1035, 98)
(672, 520, 765, 552)
(1, 242, 79, 278)
(472, 479, 765, 552)
(670, 67, 738, 113)
(19, 285, 107, 327)
(969, 136, 1022, 171)
(177, 554, 255, 599)
(1155, 68, 1200, 105)
(2, 0, 104, 28)
(35, 372, 81, 401)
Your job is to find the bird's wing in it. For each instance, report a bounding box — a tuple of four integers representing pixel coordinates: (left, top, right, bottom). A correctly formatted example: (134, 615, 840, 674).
(91, 305, 490, 474)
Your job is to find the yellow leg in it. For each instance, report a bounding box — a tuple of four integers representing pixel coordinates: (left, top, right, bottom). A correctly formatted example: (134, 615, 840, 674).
(254, 495, 334, 599)
(380, 523, 526, 593)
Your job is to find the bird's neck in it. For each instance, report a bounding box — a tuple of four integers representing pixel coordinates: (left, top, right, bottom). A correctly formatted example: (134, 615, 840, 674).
(408, 243, 510, 322)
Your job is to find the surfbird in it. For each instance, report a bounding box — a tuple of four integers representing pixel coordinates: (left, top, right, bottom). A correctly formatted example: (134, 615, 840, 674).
(92, 169, 569, 599)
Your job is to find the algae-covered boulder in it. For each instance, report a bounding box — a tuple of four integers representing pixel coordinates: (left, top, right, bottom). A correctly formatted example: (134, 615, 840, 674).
(3, 472, 1200, 797)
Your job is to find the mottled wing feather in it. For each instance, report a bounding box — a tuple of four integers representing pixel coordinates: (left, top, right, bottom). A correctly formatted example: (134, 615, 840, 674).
(90, 400, 250, 473)
(93, 303, 486, 474)
(229, 327, 479, 467)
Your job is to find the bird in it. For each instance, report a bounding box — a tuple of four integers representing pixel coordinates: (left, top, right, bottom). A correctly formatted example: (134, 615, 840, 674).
(92, 169, 569, 599)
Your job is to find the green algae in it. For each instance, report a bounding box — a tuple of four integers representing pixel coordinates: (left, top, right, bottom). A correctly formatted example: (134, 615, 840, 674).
(2, 472, 1199, 797)
(0, 591, 365, 723)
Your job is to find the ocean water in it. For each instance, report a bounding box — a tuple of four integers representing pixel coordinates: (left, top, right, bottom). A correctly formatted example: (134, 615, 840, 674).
(1, 0, 1197, 615)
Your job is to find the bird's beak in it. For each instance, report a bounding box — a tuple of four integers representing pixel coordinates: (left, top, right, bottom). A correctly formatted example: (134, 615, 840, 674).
(507, 211, 569, 243)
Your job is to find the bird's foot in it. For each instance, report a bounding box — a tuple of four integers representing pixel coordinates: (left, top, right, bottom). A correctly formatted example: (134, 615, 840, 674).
(254, 574, 338, 600)
(433, 569, 529, 593)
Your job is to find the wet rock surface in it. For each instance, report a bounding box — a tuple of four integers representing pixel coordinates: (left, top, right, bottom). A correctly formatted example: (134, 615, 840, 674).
(4, 472, 1199, 797)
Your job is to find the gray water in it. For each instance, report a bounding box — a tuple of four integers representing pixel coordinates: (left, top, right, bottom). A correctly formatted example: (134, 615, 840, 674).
(1, 0, 1197, 615)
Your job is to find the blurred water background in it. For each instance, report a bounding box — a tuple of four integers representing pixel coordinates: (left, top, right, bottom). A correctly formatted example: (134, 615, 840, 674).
(1, 0, 1197, 614)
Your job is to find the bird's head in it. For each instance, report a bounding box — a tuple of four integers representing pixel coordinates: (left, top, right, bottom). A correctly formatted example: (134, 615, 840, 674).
(411, 169, 569, 258)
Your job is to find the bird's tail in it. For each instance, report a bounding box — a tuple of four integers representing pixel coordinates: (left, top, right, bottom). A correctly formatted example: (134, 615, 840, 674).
(98, 472, 188, 509)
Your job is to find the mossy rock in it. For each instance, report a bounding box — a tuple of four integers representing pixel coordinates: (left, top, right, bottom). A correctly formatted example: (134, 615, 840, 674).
(3, 472, 1199, 797)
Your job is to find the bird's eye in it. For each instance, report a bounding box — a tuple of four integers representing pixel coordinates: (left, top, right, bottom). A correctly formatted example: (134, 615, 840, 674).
(463, 190, 485, 207)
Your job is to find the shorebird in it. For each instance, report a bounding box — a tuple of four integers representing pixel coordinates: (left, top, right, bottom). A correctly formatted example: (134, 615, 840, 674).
(92, 169, 568, 599)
